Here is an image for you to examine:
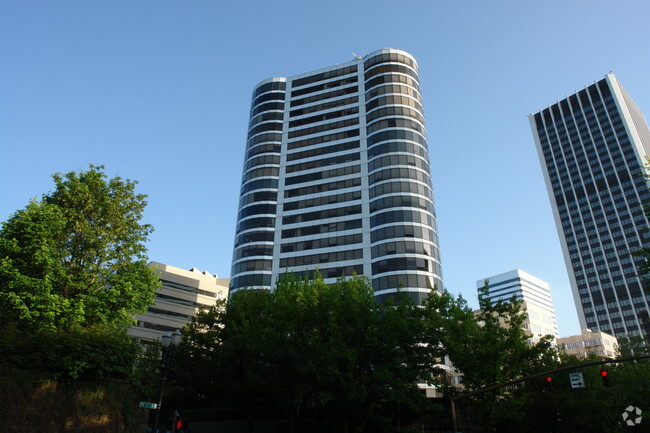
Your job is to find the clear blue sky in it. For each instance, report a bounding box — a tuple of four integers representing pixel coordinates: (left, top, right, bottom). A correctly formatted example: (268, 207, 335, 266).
(2, 0, 649, 337)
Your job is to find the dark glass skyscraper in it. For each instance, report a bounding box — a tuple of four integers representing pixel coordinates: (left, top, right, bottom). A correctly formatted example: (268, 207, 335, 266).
(231, 49, 443, 303)
(530, 74, 650, 338)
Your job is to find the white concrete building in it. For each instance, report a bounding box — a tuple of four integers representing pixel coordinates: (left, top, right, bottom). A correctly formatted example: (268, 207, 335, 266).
(477, 269, 559, 342)
(557, 328, 618, 359)
(128, 261, 229, 343)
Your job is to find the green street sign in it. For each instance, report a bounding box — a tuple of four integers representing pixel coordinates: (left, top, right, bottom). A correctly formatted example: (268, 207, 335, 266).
(139, 402, 158, 409)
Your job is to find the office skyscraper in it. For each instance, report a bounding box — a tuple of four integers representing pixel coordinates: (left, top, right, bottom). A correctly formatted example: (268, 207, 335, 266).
(478, 269, 559, 341)
(231, 48, 442, 303)
(529, 73, 650, 338)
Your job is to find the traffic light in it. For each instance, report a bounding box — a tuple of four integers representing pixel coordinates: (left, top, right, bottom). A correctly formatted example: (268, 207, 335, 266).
(545, 376, 554, 391)
(175, 419, 189, 432)
(600, 369, 610, 387)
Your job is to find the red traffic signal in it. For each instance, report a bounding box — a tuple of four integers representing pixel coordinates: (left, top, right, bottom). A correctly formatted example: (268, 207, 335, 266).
(544, 376, 554, 390)
(600, 369, 610, 386)
(175, 419, 189, 432)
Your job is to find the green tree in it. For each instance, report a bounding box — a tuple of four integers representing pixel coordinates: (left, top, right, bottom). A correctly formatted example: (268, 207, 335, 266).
(494, 352, 650, 433)
(172, 273, 440, 432)
(0, 165, 158, 332)
(0, 165, 159, 380)
(421, 285, 558, 432)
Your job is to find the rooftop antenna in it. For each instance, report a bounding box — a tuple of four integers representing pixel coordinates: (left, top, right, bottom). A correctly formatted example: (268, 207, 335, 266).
(352, 52, 362, 60)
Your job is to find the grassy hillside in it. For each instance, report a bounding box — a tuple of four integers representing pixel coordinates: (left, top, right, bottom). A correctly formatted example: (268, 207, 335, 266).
(0, 374, 147, 433)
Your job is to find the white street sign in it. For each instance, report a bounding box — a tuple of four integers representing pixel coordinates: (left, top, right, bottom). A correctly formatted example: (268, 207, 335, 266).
(569, 372, 585, 389)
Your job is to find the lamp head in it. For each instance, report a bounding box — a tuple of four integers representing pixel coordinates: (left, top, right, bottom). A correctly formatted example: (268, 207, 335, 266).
(161, 332, 172, 349)
(171, 329, 182, 347)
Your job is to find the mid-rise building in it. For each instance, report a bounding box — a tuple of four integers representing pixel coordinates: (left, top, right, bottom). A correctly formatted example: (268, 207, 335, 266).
(529, 74, 650, 338)
(477, 269, 559, 341)
(231, 49, 443, 303)
(557, 328, 618, 359)
(128, 261, 229, 343)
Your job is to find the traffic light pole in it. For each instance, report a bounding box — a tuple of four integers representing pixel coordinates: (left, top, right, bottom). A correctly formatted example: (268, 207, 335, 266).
(150, 331, 182, 433)
(153, 365, 170, 433)
(449, 354, 650, 433)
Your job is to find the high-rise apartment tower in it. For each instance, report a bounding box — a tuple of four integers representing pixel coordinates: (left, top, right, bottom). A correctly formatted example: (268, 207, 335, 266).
(529, 73, 650, 338)
(231, 49, 442, 303)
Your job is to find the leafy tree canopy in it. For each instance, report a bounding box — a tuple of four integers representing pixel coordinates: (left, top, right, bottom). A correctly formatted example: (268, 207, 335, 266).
(0, 165, 159, 332)
(423, 284, 557, 392)
(421, 285, 558, 431)
(173, 273, 442, 431)
(171, 276, 570, 432)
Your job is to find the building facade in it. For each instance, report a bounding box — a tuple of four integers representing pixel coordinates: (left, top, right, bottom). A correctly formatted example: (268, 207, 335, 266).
(557, 329, 618, 359)
(529, 73, 650, 338)
(478, 269, 559, 341)
(128, 262, 229, 343)
(231, 48, 442, 303)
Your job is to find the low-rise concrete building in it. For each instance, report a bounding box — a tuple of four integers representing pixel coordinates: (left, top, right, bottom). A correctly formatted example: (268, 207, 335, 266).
(557, 328, 618, 359)
(128, 261, 229, 343)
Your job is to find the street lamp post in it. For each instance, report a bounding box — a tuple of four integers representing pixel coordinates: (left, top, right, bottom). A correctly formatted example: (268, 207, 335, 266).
(152, 329, 182, 433)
